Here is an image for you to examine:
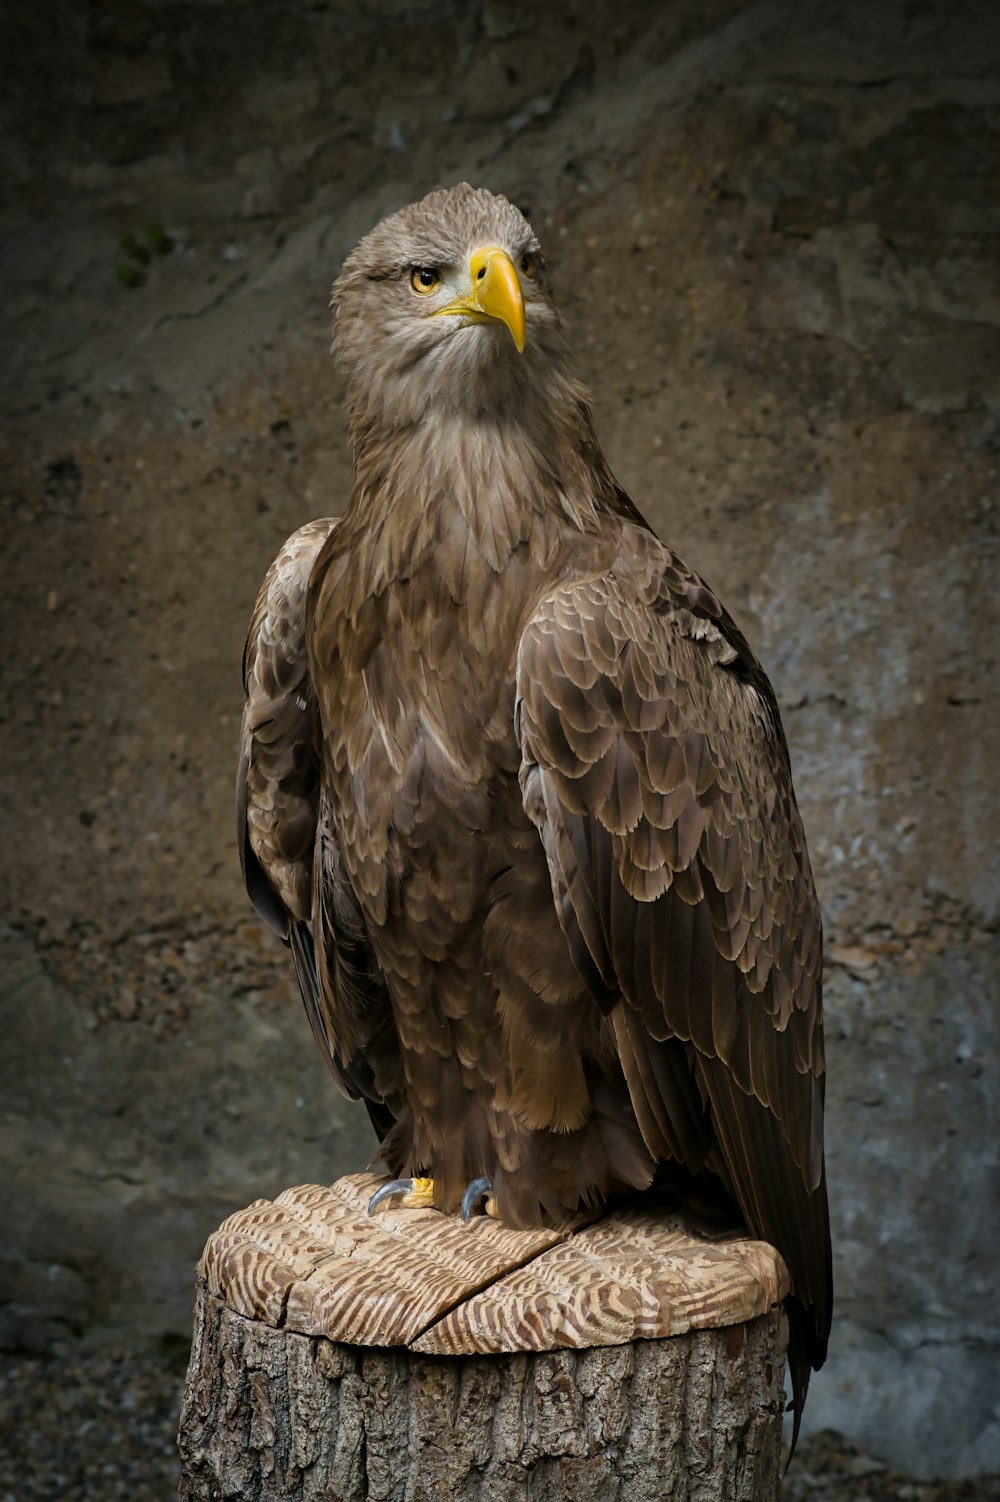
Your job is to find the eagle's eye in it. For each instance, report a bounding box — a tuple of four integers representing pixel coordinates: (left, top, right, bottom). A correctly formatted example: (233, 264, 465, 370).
(410, 267, 441, 294)
(520, 254, 536, 281)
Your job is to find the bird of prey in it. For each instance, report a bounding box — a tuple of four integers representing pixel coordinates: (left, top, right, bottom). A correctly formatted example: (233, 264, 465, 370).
(238, 183, 832, 1435)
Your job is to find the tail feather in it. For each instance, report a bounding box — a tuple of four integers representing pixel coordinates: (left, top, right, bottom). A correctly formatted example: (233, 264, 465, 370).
(785, 1298, 812, 1461)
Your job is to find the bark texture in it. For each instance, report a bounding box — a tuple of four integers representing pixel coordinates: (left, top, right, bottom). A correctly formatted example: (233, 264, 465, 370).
(178, 1178, 789, 1498)
(178, 1293, 787, 1501)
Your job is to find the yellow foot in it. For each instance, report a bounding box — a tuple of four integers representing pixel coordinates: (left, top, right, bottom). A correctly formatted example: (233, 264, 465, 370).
(461, 1176, 499, 1222)
(367, 1176, 436, 1215)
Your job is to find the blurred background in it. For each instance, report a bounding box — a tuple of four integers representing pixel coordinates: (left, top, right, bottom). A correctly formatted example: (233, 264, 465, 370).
(1, 0, 997, 1496)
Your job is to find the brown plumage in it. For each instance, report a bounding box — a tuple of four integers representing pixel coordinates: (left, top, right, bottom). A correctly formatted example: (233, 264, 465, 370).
(238, 183, 832, 1437)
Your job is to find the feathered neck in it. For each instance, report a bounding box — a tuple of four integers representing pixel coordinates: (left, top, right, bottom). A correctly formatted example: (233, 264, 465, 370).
(341, 357, 620, 574)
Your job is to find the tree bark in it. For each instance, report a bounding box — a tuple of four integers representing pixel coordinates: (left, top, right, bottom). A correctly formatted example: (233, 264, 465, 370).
(179, 1287, 786, 1501)
(178, 1176, 789, 1501)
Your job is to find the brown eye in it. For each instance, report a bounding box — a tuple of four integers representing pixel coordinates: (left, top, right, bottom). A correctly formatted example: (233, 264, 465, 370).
(410, 267, 440, 294)
(520, 253, 536, 281)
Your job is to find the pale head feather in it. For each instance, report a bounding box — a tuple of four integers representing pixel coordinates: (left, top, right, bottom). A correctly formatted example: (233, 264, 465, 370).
(331, 184, 577, 435)
(330, 184, 617, 540)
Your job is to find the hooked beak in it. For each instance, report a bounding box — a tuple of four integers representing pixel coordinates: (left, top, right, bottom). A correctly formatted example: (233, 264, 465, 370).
(433, 245, 526, 352)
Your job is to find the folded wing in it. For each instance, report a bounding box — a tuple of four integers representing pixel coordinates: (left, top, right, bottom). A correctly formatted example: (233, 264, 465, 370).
(238, 518, 396, 1135)
(515, 542, 832, 1434)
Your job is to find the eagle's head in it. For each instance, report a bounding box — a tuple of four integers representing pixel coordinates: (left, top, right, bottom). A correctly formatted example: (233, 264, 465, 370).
(332, 184, 570, 435)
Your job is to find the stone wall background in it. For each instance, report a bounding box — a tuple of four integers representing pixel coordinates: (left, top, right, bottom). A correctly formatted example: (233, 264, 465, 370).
(1, 0, 997, 1481)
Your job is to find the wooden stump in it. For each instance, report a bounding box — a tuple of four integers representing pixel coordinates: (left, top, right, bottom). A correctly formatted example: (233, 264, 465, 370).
(178, 1174, 789, 1501)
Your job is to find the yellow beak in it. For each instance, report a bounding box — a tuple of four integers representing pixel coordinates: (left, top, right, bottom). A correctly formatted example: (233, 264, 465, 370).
(434, 245, 526, 352)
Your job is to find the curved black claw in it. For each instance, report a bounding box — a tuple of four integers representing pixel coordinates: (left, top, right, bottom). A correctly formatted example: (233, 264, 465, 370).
(368, 1178, 418, 1216)
(461, 1175, 494, 1223)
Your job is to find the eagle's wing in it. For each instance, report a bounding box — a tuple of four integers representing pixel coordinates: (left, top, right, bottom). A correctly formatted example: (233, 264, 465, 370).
(238, 519, 396, 1135)
(515, 540, 832, 1425)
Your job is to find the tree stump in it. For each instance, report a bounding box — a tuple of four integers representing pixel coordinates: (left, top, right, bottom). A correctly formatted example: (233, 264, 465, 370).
(178, 1173, 789, 1501)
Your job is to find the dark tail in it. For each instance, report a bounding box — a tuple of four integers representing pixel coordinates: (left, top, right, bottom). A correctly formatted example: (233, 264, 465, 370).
(785, 1270, 832, 1464)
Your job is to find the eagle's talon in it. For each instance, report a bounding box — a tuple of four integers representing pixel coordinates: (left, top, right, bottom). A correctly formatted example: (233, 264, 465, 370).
(461, 1175, 495, 1222)
(367, 1176, 436, 1215)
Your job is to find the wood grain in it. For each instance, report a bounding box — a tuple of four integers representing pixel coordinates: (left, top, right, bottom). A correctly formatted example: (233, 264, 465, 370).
(414, 1201, 790, 1355)
(197, 1173, 789, 1355)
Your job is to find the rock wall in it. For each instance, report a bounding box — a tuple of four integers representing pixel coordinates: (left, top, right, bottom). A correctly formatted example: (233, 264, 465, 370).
(1, 0, 997, 1478)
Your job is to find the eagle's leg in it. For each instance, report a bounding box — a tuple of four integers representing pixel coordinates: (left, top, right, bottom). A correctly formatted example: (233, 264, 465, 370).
(460, 1175, 499, 1221)
(367, 1176, 436, 1215)
(366, 1175, 499, 1219)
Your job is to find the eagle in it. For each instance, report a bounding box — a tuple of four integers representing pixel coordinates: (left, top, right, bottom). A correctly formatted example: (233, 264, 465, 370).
(237, 183, 832, 1436)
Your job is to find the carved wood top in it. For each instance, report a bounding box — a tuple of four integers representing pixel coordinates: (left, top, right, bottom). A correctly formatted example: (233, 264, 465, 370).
(198, 1173, 790, 1355)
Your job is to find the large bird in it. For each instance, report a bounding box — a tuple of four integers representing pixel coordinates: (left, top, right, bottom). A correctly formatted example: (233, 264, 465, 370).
(238, 183, 832, 1436)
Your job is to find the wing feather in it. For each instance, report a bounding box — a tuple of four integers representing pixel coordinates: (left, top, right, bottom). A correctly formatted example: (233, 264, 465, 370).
(238, 518, 398, 1136)
(239, 519, 336, 931)
(516, 541, 832, 1432)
